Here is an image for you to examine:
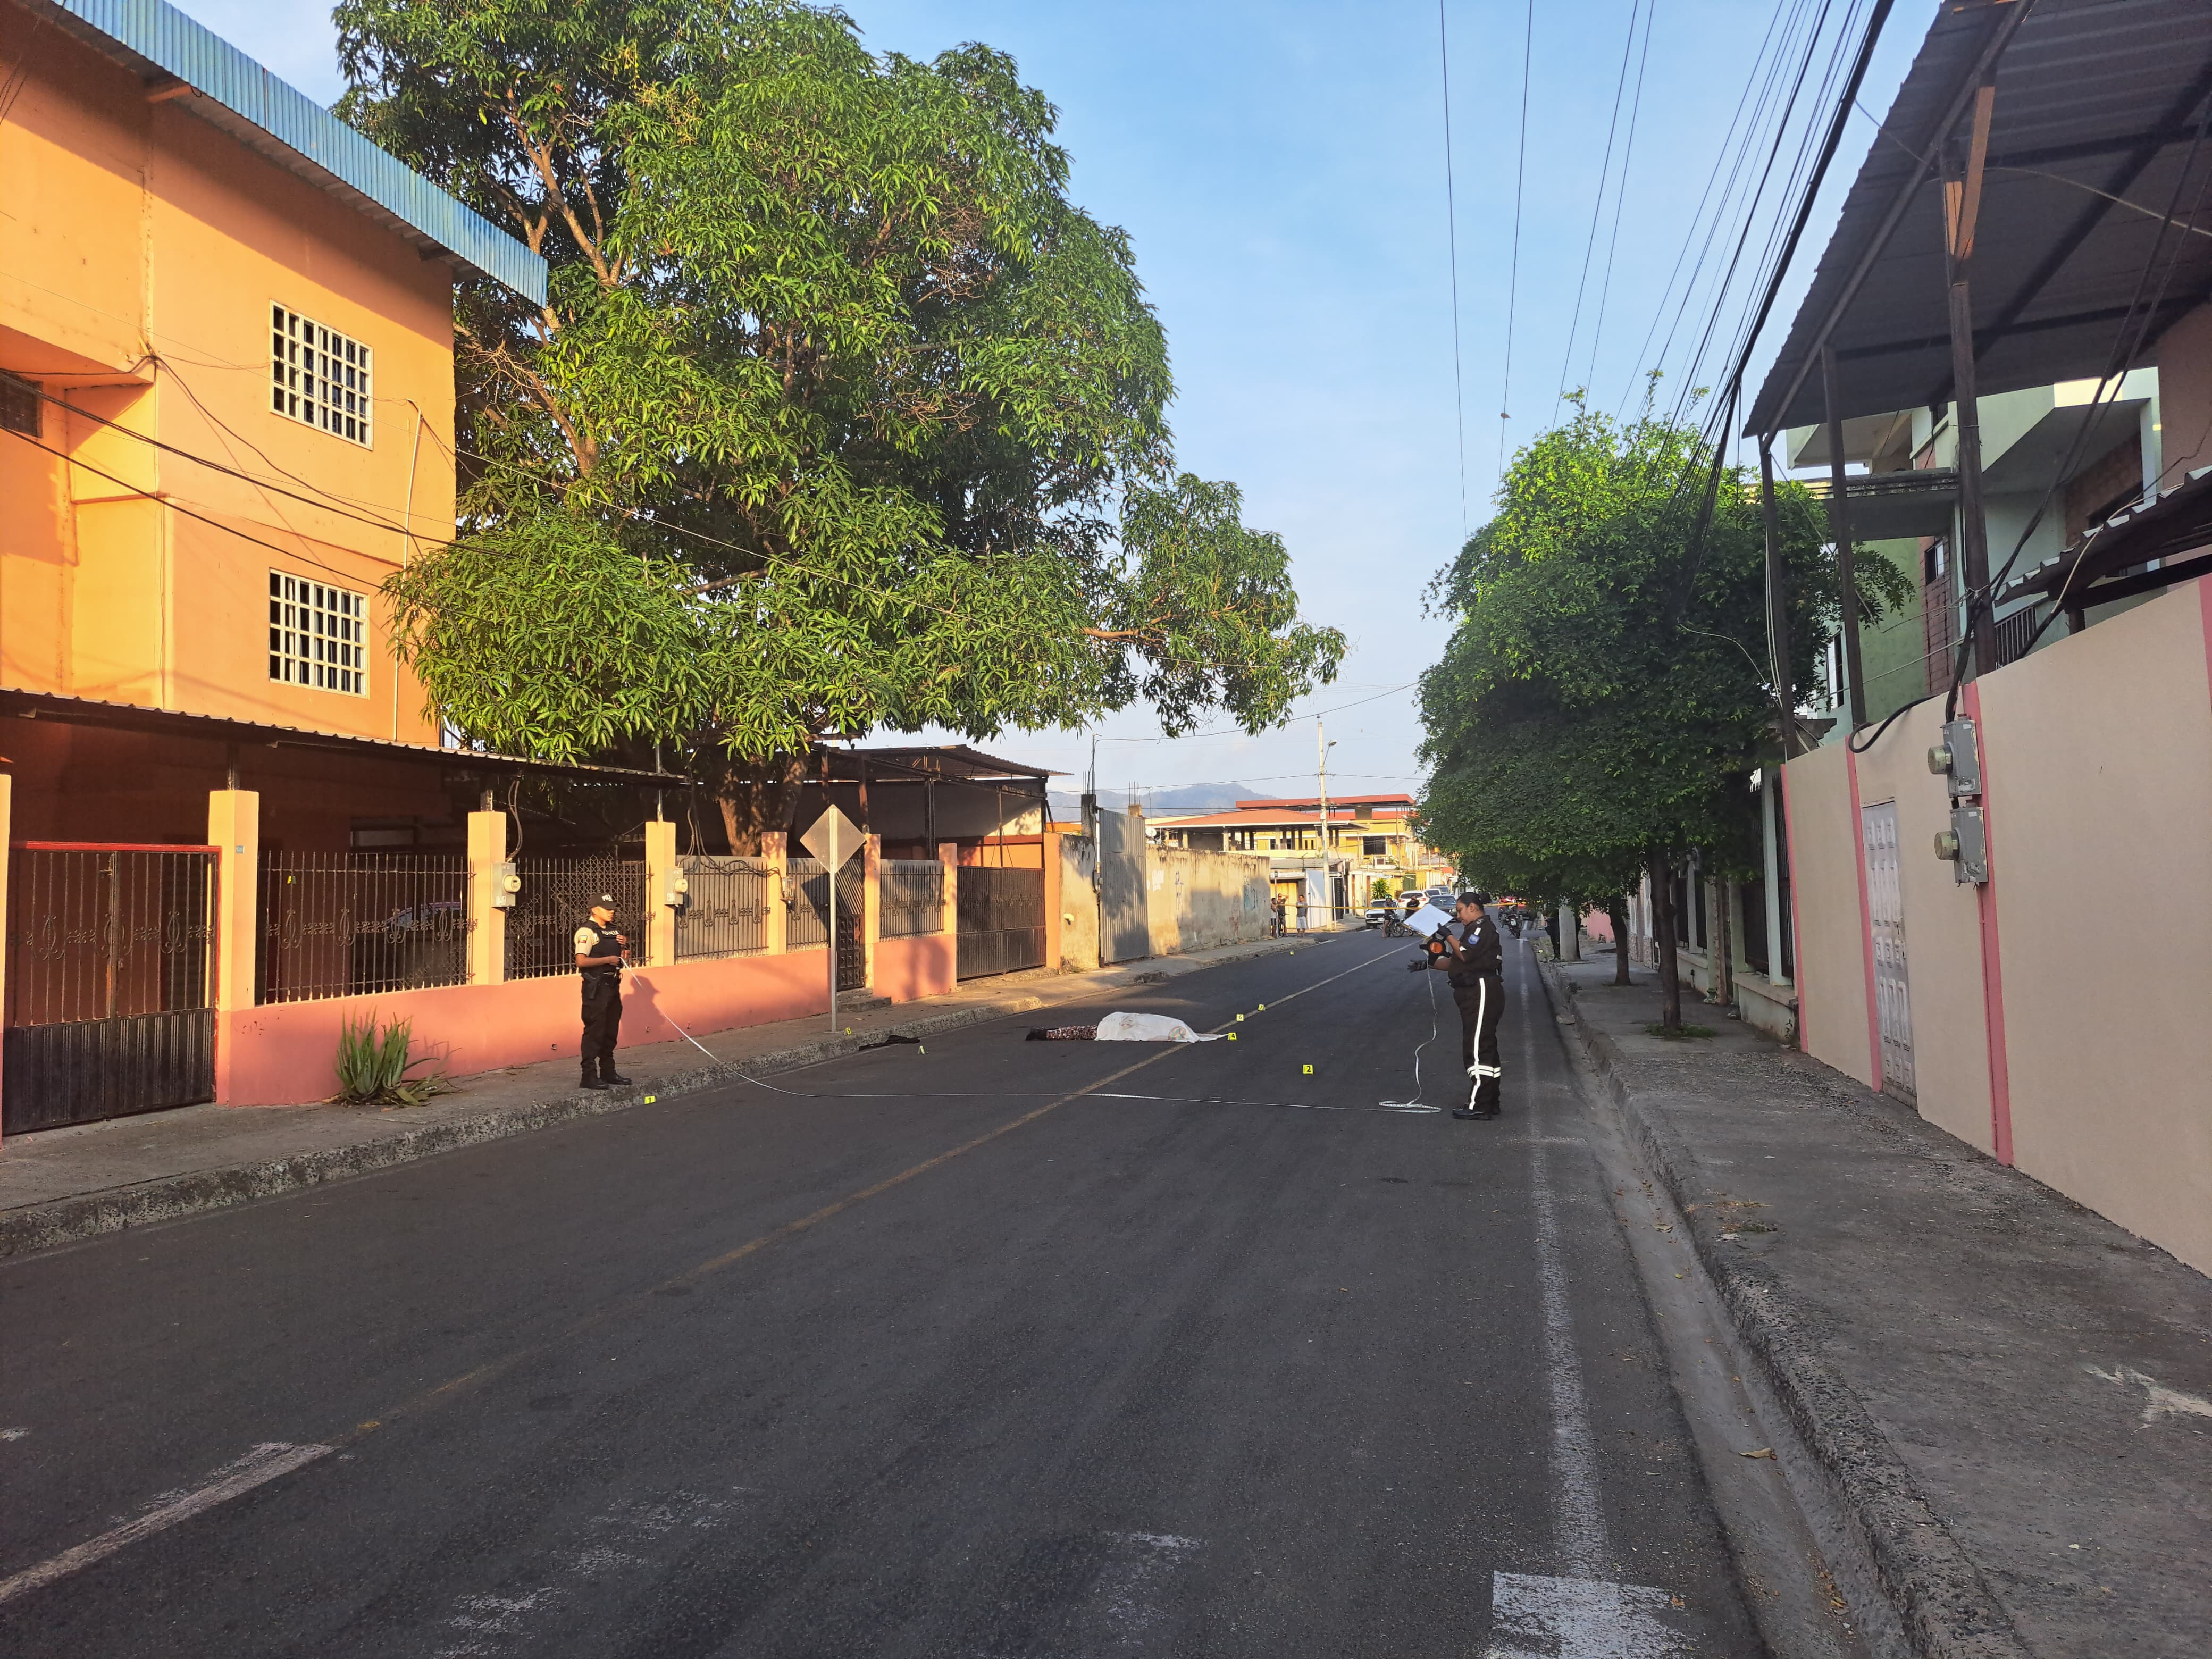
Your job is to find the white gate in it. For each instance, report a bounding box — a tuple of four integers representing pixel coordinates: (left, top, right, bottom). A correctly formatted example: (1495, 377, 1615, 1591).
(1861, 800, 1915, 1096)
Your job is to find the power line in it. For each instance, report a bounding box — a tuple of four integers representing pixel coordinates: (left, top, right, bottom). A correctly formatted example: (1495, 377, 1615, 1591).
(1438, 0, 1469, 534)
(1554, 0, 1647, 421)
(1089, 680, 1419, 742)
(1585, 0, 1657, 394)
(1496, 0, 1535, 478)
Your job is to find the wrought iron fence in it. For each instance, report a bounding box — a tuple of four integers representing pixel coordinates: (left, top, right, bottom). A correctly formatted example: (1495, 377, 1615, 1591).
(257, 852, 470, 1003)
(675, 856, 770, 960)
(505, 856, 648, 981)
(5, 845, 215, 1026)
(879, 860, 945, 937)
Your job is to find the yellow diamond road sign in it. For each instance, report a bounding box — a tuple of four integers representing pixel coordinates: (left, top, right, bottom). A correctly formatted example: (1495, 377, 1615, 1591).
(800, 806, 864, 870)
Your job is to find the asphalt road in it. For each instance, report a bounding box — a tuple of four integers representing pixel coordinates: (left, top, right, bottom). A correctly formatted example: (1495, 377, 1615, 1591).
(0, 934, 1765, 1656)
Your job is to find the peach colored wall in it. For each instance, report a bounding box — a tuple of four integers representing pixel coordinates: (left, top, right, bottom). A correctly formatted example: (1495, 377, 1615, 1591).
(1781, 743, 1876, 1087)
(1847, 697, 1996, 1152)
(873, 934, 956, 1004)
(1978, 580, 2212, 1273)
(223, 950, 839, 1107)
(2, 14, 455, 743)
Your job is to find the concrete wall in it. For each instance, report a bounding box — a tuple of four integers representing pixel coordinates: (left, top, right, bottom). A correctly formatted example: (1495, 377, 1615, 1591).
(1784, 577, 2212, 1273)
(1059, 835, 1101, 973)
(1146, 848, 1271, 956)
(873, 935, 954, 1005)
(1781, 744, 1876, 1088)
(223, 950, 835, 1106)
(1975, 580, 2212, 1271)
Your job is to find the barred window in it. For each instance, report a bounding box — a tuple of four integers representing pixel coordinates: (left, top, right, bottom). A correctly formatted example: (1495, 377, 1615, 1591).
(269, 572, 368, 696)
(270, 304, 373, 446)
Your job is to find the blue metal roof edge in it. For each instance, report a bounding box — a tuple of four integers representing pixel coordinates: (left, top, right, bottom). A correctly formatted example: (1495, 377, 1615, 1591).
(51, 0, 548, 305)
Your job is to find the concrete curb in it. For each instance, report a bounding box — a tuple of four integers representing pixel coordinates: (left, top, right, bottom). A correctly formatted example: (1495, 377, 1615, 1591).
(1534, 959, 2030, 1659)
(0, 996, 1048, 1262)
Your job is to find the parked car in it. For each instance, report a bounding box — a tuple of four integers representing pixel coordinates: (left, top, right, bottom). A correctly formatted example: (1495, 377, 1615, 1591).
(1362, 899, 1397, 929)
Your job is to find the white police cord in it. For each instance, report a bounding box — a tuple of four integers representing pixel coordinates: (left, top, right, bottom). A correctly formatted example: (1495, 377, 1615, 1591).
(1377, 958, 1442, 1112)
(617, 961, 723, 1063)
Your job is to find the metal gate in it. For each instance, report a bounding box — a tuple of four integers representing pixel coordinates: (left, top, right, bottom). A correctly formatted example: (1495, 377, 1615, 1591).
(3, 843, 218, 1134)
(957, 865, 1045, 979)
(1861, 801, 1915, 1097)
(790, 859, 866, 991)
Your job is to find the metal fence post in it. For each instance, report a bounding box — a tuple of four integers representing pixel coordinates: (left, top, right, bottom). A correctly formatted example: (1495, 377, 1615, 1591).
(644, 819, 678, 969)
(762, 830, 789, 955)
(467, 809, 506, 985)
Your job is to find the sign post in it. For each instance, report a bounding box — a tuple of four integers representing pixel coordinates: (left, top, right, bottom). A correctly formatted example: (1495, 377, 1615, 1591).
(800, 806, 864, 1032)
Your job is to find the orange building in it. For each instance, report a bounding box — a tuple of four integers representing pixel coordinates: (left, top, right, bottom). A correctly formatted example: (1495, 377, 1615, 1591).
(0, 1, 696, 1132)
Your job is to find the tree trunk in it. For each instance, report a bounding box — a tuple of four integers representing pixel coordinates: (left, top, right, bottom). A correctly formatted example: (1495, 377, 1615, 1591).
(1649, 850, 1683, 1030)
(1607, 898, 1632, 985)
(714, 751, 809, 856)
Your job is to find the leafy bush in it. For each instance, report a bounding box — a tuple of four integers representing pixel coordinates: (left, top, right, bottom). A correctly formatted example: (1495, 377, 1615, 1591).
(331, 1013, 454, 1107)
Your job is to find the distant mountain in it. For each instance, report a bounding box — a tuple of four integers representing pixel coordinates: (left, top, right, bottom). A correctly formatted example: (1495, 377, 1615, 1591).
(1046, 781, 1258, 821)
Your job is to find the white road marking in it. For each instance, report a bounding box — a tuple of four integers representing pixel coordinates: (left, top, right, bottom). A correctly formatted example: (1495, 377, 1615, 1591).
(1482, 1571, 1693, 1658)
(0, 1442, 332, 1606)
(0, 1428, 27, 1442)
(2087, 1363, 2212, 1426)
(1518, 957, 1608, 1575)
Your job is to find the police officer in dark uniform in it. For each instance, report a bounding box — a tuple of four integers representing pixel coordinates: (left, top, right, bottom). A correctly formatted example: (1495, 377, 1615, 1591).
(573, 895, 632, 1090)
(1425, 890, 1504, 1120)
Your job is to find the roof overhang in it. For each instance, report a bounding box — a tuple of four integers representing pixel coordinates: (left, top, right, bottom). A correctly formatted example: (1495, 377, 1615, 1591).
(826, 745, 1060, 783)
(0, 689, 686, 785)
(1749, 0, 2212, 436)
(1998, 463, 2212, 605)
(24, 0, 547, 305)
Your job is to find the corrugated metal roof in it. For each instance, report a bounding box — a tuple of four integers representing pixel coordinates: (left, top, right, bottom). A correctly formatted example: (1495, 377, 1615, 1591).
(1748, 0, 2212, 434)
(0, 688, 684, 784)
(31, 0, 547, 304)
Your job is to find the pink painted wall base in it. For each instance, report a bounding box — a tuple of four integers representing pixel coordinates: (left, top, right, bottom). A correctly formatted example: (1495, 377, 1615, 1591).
(221, 950, 838, 1106)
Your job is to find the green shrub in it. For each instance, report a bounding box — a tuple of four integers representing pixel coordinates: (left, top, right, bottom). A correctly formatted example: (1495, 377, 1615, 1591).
(332, 1013, 454, 1107)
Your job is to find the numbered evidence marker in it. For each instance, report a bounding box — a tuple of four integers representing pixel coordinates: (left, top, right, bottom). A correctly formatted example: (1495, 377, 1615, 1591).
(1303, 1063, 1314, 1075)
(1227, 1032, 1237, 1041)
(1236, 1013, 1245, 1021)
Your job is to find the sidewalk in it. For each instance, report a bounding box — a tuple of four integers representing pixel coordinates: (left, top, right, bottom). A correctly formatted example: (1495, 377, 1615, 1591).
(1542, 954, 2212, 1659)
(0, 934, 1322, 1260)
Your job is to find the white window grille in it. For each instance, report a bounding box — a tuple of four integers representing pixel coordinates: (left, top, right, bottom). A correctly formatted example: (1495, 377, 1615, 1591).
(269, 572, 368, 696)
(270, 304, 373, 446)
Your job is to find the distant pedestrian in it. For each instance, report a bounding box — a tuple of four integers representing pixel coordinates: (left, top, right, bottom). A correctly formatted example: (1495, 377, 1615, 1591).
(574, 895, 632, 1090)
(1424, 890, 1504, 1120)
(1271, 893, 1287, 937)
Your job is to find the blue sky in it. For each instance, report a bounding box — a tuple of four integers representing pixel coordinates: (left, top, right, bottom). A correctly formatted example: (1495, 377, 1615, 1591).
(179, 0, 1922, 806)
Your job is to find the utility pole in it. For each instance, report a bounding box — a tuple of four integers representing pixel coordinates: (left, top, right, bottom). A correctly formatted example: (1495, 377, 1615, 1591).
(1316, 721, 1336, 924)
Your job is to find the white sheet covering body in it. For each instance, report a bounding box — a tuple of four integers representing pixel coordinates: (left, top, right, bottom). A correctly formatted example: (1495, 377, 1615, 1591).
(1093, 1011, 1227, 1043)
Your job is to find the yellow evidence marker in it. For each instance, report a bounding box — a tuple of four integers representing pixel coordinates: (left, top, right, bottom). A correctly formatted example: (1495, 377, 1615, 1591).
(1302, 1063, 1314, 1075)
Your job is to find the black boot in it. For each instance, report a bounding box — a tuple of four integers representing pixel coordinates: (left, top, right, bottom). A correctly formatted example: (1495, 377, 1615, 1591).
(581, 1070, 610, 1091)
(601, 1070, 633, 1086)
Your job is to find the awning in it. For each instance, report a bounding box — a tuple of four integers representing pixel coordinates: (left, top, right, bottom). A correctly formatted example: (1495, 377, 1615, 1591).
(1748, 0, 2212, 435)
(0, 689, 688, 785)
(1997, 464, 2212, 605)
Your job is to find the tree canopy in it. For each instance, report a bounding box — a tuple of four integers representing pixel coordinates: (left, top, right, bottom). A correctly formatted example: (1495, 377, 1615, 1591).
(1415, 400, 1907, 1013)
(338, 0, 1340, 831)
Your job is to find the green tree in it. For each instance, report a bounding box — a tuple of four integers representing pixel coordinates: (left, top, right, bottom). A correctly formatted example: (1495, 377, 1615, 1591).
(1417, 400, 1905, 1026)
(339, 0, 1341, 845)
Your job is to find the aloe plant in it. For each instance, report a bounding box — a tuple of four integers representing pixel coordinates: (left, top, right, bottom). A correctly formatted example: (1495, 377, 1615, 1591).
(331, 1013, 454, 1107)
